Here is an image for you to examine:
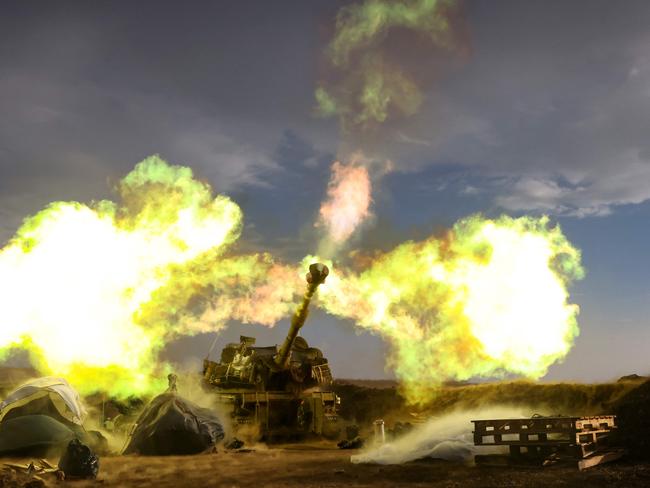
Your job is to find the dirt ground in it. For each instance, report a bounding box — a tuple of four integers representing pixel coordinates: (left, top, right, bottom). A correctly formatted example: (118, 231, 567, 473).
(4, 447, 650, 488)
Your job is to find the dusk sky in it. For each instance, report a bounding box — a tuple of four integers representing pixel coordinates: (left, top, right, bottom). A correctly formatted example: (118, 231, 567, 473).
(2, 0, 650, 383)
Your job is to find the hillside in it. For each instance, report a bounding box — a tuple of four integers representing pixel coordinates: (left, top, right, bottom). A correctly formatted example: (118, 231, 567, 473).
(332, 377, 647, 425)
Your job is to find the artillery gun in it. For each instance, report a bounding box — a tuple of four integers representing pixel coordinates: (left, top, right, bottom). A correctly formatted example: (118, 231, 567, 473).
(202, 263, 339, 440)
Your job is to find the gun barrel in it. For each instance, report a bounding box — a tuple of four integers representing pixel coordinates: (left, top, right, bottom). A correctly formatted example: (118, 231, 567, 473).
(275, 263, 329, 368)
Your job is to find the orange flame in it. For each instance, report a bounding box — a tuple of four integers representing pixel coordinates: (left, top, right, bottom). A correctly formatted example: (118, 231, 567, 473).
(317, 161, 372, 244)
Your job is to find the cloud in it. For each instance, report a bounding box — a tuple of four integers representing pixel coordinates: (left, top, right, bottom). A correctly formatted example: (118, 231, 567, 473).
(375, 2, 650, 218)
(170, 123, 280, 190)
(3, 0, 650, 231)
(0, 1, 342, 241)
(495, 149, 650, 217)
(396, 131, 432, 147)
(487, 33, 650, 217)
(0, 70, 283, 243)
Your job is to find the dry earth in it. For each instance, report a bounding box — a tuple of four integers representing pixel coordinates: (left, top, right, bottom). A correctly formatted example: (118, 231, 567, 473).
(3, 447, 650, 488)
(3, 370, 650, 487)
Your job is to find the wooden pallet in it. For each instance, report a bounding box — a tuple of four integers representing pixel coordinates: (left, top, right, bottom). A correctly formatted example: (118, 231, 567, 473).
(472, 415, 619, 468)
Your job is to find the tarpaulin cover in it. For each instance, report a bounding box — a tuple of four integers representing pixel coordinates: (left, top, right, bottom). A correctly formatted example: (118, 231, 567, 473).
(0, 377, 87, 426)
(123, 393, 224, 455)
(0, 414, 76, 456)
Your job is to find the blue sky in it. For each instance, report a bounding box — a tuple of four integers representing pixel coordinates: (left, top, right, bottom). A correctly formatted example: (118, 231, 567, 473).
(2, 0, 650, 382)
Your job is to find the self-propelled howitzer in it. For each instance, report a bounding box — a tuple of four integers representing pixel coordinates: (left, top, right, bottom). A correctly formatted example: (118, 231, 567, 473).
(202, 263, 339, 440)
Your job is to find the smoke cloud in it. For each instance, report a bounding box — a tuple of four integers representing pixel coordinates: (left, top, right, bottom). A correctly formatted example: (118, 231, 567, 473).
(313, 215, 584, 403)
(316, 156, 374, 257)
(352, 407, 528, 465)
(316, 0, 469, 131)
(0, 156, 302, 397)
(0, 157, 584, 402)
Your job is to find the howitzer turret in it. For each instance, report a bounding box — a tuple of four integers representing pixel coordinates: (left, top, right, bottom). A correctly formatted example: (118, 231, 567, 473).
(201, 263, 338, 440)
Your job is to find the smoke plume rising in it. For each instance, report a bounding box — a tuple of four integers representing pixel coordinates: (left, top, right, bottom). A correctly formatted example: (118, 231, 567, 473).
(316, 156, 374, 256)
(316, 0, 469, 131)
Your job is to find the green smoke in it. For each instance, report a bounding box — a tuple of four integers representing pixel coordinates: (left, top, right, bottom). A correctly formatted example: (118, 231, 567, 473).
(316, 0, 463, 130)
